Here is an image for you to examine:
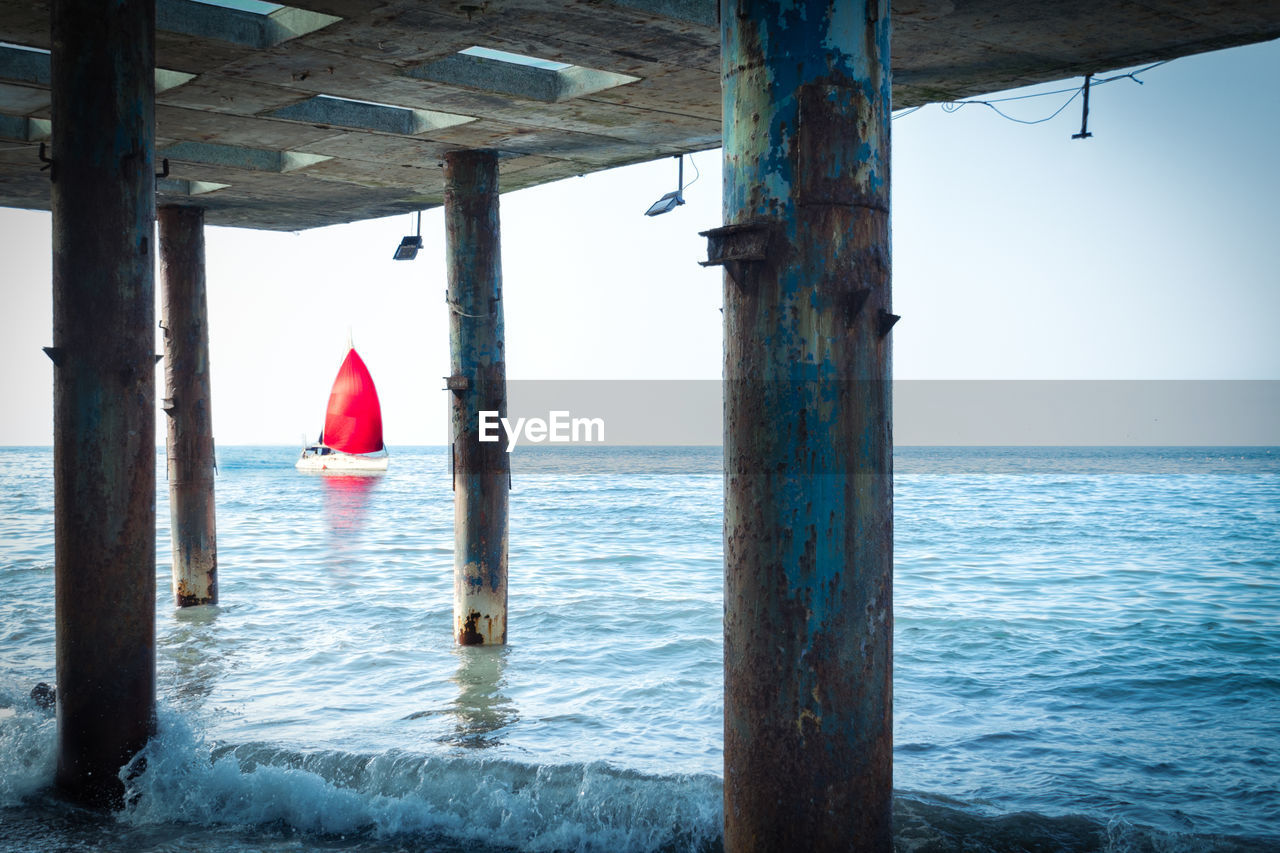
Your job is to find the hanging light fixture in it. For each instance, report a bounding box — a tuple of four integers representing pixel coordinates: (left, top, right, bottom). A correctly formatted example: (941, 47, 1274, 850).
(393, 210, 423, 260)
(644, 154, 685, 216)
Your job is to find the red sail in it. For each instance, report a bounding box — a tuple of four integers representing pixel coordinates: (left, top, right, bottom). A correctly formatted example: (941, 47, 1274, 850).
(322, 347, 384, 454)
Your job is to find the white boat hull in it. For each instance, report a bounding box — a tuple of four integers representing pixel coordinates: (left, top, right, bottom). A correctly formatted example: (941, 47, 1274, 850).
(295, 446, 389, 472)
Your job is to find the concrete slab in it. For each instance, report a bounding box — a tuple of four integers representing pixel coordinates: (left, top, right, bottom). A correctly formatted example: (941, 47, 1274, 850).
(1, 0, 1277, 230)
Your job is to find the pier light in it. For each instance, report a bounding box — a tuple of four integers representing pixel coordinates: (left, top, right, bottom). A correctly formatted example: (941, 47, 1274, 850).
(393, 210, 423, 260)
(644, 154, 685, 216)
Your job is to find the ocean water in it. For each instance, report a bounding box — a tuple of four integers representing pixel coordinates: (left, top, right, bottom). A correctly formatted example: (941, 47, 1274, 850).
(1, 445, 1277, 852)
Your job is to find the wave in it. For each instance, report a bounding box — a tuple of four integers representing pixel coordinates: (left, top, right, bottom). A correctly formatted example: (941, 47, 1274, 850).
(894, 791, 1277, 853)
(3, 702, 1277, 853)
(116, 709, 721, 853)
(0, 694, 55, 807)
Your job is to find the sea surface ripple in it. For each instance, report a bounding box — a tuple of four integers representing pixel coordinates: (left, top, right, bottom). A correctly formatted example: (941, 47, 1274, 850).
(1, 445, 1277, 852)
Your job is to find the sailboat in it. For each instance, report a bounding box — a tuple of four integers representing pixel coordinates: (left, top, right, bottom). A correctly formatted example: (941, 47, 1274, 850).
(296, 344, 389, 472)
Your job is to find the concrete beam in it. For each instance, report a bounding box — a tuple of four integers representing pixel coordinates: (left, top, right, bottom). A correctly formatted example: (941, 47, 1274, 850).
(156, 0, 340, 50)
(406, 49, 640, 103)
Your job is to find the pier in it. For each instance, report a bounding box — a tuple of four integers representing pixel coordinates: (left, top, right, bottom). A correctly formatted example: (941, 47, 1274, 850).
(445, 148, 510, 647)
(1, 0, 1277, 844)
(46, 0, 157, 807)
(160, 203, 218, 608)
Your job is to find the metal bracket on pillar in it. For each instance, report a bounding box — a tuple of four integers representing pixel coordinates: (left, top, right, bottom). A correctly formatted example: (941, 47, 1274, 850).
(699, 221, 775, 286)
(38, 143, 54, 181)
(444, 374, 470, 394)
(877, 308, 901, 338)
(446, 298, 496, 318)
(838, 288, 872, 327)
(445, 288, 499, 319)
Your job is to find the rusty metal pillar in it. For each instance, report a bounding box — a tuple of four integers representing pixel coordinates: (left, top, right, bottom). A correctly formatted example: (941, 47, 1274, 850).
(49, 0, 157, 808)
(444, 149, 509, 646)
(159, 205, 217, 607)
(711, 0, 894, 849)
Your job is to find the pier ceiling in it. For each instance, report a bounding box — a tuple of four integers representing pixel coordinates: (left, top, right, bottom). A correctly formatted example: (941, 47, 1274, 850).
(0, 0, 1276, 230)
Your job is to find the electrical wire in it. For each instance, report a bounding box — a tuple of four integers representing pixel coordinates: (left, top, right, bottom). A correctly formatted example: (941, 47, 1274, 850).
(1093, 60, 1167, 85)
(682, 152, 701, 192)
(975, 88, 1084, 125)
(896, 59, 1170, 126)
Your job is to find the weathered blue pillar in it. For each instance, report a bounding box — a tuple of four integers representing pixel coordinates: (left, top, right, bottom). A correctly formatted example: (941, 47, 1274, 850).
(444, 149, 509, 646)
(710, 0, 894, 849)
(159, 204, 218, 607)
(50, 0, 157, 808)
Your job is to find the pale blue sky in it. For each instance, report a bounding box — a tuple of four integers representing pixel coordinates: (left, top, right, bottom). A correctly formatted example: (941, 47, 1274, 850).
(1, 39, 1276, 445)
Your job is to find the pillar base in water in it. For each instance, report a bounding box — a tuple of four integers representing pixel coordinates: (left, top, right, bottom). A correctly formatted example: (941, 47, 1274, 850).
(160, 204, 218, 609)
(51, 0, 158, 807)
(444, 149, 509, 646)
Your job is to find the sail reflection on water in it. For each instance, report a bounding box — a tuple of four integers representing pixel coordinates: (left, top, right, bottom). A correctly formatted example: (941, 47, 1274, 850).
(321, 474, 381, 573)
(323, 474, 380, 534)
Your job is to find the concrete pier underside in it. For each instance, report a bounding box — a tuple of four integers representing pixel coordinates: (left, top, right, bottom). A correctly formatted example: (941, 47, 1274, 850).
(1, 1, 1277, 229)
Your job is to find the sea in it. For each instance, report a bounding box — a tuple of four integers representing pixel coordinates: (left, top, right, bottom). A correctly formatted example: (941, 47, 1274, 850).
(1, 445, 1277, 852)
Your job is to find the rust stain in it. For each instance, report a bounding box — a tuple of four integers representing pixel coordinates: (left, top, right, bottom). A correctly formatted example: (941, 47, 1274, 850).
(458, 610, 485, 645)
(721, 1, 893, 849)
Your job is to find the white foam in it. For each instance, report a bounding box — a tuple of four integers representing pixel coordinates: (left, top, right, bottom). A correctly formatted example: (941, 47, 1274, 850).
(1103, 818, 1233, 853)
(0, 698, 56, 807)
(120, 707, 722, 852)
(3, 699, 1258, 853)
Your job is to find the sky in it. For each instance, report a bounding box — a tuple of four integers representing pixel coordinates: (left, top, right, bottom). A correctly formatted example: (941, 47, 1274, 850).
(1, 38, 1277, 446)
